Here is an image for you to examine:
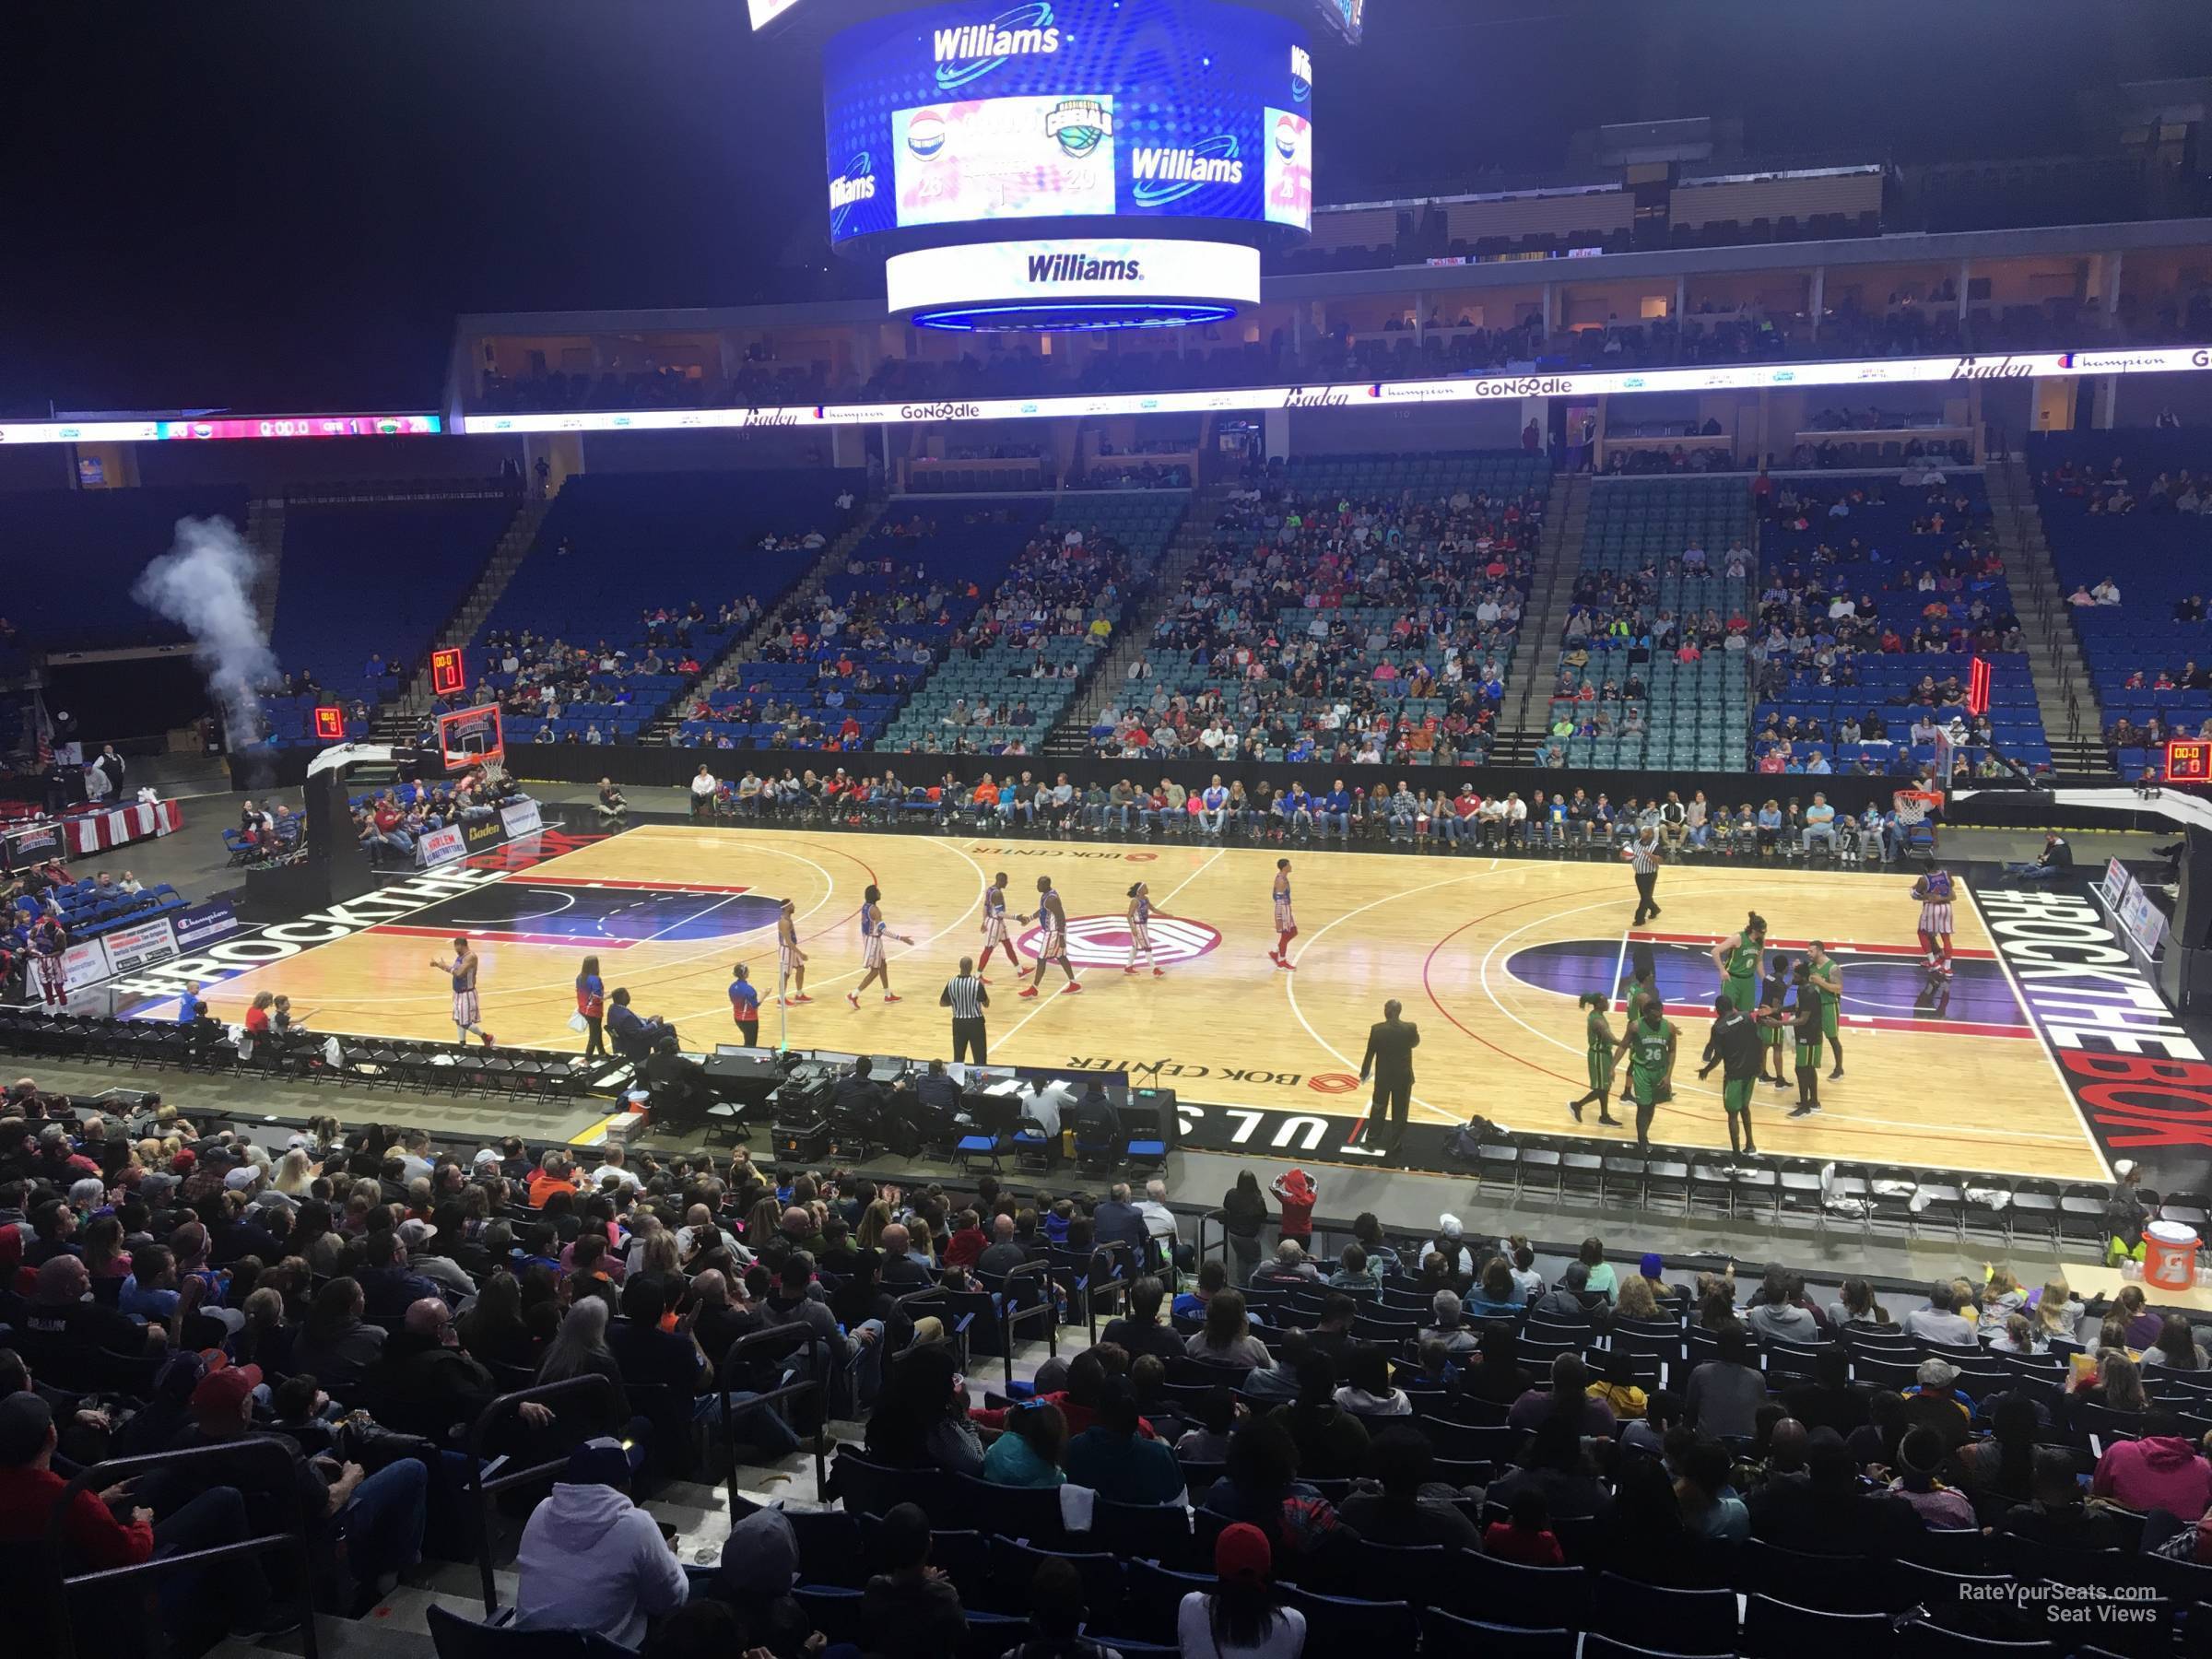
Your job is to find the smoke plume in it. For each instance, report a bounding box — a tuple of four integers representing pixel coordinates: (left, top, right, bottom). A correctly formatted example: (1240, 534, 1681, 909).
(132, 516, 278, 747)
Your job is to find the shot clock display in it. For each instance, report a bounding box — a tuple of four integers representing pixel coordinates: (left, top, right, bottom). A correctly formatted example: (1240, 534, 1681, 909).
(429, 646, 469, 699)
(2166, 737, 2212, 783)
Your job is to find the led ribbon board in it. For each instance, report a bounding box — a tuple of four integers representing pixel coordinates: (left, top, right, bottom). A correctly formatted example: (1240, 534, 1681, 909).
(457, 345, 2212, 434)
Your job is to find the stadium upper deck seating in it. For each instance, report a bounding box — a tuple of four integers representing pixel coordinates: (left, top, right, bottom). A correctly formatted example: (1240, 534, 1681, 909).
(2030, 431, 2212, 776)
(0, 484, 249, 652)
(1093, 453, 1547, 768)
(1549, 477, 1753, 771)
(483, 469, 858, 744)
(272, 495, 519, 707)
(674, 498, 1047, 753)
(882, 492, 1189, 756)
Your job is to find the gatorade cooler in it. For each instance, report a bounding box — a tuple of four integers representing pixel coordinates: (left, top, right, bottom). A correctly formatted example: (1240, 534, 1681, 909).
(2145, 1219, 2201, 1291)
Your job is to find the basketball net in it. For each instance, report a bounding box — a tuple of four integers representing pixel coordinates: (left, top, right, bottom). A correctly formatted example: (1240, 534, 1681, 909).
(1893, 789, 1943, 827)
(1894, 732, 1955, 825)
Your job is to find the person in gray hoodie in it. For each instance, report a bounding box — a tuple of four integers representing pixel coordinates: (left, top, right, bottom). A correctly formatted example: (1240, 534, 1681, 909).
(758, 1250, 884, 1415)
(513, 1437, 688, 1647)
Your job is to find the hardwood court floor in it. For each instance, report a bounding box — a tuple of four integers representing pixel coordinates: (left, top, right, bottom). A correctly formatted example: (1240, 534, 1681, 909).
(191, 824, 2108, 1180)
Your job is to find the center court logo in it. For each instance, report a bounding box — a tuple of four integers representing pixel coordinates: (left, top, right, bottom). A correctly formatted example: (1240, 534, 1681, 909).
(1129, 135, 1242, 205)
(1018, 913, 1223, 967)
(933, 4, 1060, 90)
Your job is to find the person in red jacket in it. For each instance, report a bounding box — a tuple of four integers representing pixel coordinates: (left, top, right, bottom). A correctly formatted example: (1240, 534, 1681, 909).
(0, 1390, 277, 1635)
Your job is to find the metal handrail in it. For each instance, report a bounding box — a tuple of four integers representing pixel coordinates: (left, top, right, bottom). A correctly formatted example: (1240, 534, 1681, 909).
(717, 1324, 829, 1515)
(1196, 1207, 1226, 1267)
(997, 1259, 1058, 1385)
(890, 1283, 964, 1371)
(463, 1373, 619, 1614)
(45, 1436, 322, 1659)
(1083, 1241, 1137, 1345)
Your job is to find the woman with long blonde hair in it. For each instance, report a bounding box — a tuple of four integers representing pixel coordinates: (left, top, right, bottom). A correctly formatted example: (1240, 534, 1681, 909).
(2036, 1277, 2083, 1340)
(274, 1147, 314, 1195)
(856, 1199, 893, 1251)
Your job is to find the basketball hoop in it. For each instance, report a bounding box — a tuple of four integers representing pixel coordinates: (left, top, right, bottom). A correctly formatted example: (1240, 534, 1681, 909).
(1894, 788, 1944, 828)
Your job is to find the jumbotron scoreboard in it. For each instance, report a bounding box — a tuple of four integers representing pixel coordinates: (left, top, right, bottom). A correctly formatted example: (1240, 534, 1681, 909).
(774, 0, 1351, 330)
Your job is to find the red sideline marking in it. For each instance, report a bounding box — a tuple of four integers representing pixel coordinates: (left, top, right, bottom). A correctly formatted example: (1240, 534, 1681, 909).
(1623, 997, 2028, 1040)
(372, 924, 638, 949)
(1630, 930, 1996, 960)
(527, 877, 753, 895)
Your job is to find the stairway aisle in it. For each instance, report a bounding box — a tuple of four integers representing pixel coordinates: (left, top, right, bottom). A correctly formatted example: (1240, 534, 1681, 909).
(1497, 467, 1588, 767)
(1988, 452, 2105, 775)
(1045, 481, 1237, 757)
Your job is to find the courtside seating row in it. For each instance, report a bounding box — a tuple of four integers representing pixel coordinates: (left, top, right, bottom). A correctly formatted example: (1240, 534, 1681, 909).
(272, 497, 520, 708)
(0, 483, 251, 653)
(884, 493, 1187, 752)
(13, 881, 186, 940)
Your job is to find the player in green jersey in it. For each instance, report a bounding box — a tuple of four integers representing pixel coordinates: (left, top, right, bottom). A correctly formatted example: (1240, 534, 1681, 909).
(1785, 958, 1824, 1117)
(1756, 961, 1791, 1088)
(1709, 912, 1767, 1025)
(1805, 941, 1845, 1080)
(1610, 1001, 1678, 1152)
(1567, 991, 1622, 1126)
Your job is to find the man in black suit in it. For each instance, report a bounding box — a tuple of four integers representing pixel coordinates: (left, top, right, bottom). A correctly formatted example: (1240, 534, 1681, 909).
(1359, 998, 1420, 1153)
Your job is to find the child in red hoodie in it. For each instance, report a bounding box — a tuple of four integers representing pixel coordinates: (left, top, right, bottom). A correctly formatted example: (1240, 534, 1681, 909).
(1483, 1490, 1565, 1566)
(943, 1209, 988, 1272)
(1270, 1168, 1317, 1244)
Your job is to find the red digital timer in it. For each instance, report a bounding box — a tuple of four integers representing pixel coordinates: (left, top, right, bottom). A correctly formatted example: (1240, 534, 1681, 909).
(429, 646, 468, 698)
(312, 705, 347, 742)
(2166, 738, 2212, 783)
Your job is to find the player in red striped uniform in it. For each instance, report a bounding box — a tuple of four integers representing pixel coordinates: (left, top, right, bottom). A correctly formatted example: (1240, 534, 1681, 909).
(1018, 876, 1081, 998)
(978, 871, 1020, 981)
(848, 884, 916, 1007)
(1269, 859, 1298, 970)
(1912, 866, 1956, 977)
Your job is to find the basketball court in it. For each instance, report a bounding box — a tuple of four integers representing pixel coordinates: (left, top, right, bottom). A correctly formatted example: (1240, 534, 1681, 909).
(160, 822, 2112, 1182)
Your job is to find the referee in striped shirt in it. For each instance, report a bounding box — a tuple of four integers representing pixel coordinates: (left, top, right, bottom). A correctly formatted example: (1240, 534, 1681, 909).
(941, 955, 990, 1064)
(1628, 826, 1664, 925)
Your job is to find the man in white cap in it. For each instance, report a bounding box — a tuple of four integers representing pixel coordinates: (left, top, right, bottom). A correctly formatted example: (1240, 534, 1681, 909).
(1431, 1214, 1473, 1278)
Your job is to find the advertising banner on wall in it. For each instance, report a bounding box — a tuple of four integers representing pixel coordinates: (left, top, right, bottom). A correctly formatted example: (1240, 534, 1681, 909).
(170, 902, 242, 953)
(417, 824, 467, 868)
(100, 916, 180, 978)
(60, 940, 112, 995)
